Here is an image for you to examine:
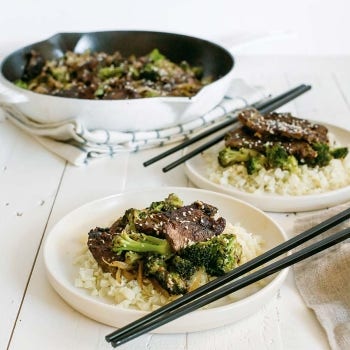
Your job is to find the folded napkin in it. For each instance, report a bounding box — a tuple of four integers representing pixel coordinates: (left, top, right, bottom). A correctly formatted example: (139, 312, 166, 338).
(0, 79, 267, 166)
(293, 203, 350, 350)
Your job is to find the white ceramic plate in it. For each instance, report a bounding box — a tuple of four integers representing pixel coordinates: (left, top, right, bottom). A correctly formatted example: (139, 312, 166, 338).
(185, 123, 350, 213)
(43, 187, 288, 333)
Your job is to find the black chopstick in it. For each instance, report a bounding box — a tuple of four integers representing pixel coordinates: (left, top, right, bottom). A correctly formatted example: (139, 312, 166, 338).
(109, 225, 350, 347)
(106, 206, 350, 346)
(143, 84, 309, 168)
(161, 84, 311, 172)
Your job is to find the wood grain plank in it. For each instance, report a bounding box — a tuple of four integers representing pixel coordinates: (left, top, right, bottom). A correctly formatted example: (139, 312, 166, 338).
(0, 119, 65, 350)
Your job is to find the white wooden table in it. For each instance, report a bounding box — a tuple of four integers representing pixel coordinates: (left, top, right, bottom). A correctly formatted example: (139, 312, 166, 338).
(2, 54, 350, 350)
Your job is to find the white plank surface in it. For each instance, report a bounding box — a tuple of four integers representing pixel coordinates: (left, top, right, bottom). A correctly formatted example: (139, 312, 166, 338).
(2, 55, 349, 350)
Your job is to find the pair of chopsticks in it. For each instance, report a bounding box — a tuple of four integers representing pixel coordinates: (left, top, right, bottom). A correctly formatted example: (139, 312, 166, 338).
(106, 206, 350, 347)
(143, 84, 312, 172)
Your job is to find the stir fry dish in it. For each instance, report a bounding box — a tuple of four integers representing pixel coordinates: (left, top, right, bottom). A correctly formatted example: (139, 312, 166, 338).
(86, 194, 242, 296)
(14, 49, 211, 100)
(218, 109, 348, 174)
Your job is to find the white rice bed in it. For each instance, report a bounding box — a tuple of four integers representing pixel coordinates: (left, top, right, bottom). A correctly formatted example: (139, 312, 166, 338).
(203, 146, 350, 196)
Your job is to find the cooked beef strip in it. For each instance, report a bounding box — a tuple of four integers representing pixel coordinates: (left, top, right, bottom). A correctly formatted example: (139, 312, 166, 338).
(87, 227, 120, 274)
(238, 109, 329, 144)
(130, 201, 225, 251)
(224, 126, 318, 160)
(159, 201, 225, 251)
(163, 209, 226, 251)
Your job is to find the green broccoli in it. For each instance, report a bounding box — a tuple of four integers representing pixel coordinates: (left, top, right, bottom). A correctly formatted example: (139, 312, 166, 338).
(218, 147, 259, 167)
(49, 66, 69, 82)
(307, 143, 348, 167)
(124, 251, 142, 267)
(116, 193, 183, 232)
(112, 231, 172, 257)
(265, 144, 288, 168)
(309, 143, 333, 167)
(169, 255, 198, 280)
(265, 144, 299, 172)
(246, 154, 267, 174)
(98, 65, 124, 80)
(331, 147, 349, 159)
(14, 79, 28, 89)
(179, 233, 242, 276)
(219, 144, 300, 173)
(144, 255, 188, 295)
(149, 193, 183, 213)
(118, 208, 143, 231)
(112, 232, 191, 295)
(148, 48, 165, 63)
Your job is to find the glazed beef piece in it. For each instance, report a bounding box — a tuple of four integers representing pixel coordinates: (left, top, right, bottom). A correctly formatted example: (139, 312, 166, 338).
(163, 201, 226, 251)
(238, 109, 329, 144)
(130, 201, 225, 251)
(225, 126, 318, 161)
(87, 227, 120, 274)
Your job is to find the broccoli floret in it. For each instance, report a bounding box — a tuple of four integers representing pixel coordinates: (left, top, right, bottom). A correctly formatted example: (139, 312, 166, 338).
(169, 255, 197, 280)
(144, 255, 188, 295)
(265, 144, 299, 172)
(219, 145, 300, 173)
(140, 63, 159, 81)
(118, 194, 183, 231)
(98, 65, 124, 80)
(112, 231, 172, 257)
(49, 66, 69, 82)
(218, 147, 259, 167)
(149, 193, 183, 213)
(331, 147, 348, 159)
(124, 251, 142, 267)
(180, 233, 242, 276)
(265, 144, 288, 168)
(308, 143, 349, 167)
(140, 49, 166, 81)
(148, 49, 165, 63)
(119, 208, 143, 231)
(14, 79, 28, 89)
(246, 154, 266, 174)
(309, 143, 333, 167)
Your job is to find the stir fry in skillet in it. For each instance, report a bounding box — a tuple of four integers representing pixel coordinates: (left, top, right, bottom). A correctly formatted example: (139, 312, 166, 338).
(15, 49, 212, 100)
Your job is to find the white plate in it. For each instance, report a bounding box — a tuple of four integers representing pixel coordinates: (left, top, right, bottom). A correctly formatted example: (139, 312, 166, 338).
(185, 123, 350, 213)
(43, 187, 288, 333)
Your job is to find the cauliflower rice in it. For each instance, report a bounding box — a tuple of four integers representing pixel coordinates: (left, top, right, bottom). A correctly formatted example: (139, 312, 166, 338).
(74, 222, 264, 311)
(203, 141, 350, 196)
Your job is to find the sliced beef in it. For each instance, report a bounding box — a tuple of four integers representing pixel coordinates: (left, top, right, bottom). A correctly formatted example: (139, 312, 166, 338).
(225, 127, 318, 161)
(238, 109, 329, 144)
(134, 212, 169, 236)
(87, 227, 120, 274)
(162, 201, 226, 252)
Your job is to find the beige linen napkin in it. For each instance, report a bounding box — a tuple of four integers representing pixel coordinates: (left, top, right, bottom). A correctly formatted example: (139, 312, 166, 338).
(293, 203, 350, 350)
